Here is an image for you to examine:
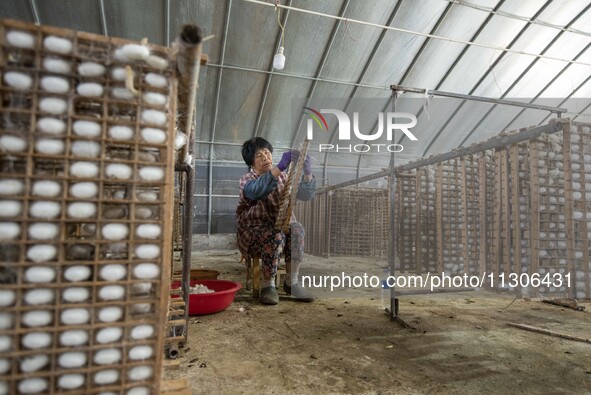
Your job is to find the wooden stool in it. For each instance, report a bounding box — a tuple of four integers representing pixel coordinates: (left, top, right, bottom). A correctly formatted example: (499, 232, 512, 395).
(244, 256, 286, 298)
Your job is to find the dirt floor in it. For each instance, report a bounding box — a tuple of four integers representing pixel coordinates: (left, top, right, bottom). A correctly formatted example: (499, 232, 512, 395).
(165, 251, 591, 395)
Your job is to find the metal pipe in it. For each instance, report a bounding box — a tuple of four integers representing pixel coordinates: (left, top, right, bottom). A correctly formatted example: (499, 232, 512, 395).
(28, 0, 40, 24)
(98, 0, 108, 36)
(165, 0, 170, 46)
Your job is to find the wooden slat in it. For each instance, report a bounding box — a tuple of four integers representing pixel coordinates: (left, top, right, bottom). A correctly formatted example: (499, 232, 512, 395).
(510, 144, 522, 284)
(529, 141, 540, 276)
(561, 121, 575, 298)
(436, 163, 444, 273)
(478, 153, 487, 278)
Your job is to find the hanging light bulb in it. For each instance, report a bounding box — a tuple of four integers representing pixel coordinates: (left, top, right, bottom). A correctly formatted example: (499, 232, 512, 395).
(273, 46, 285, 70)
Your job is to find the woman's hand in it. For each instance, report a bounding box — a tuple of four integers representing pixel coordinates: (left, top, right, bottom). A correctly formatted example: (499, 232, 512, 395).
(277, 150, 300, 171)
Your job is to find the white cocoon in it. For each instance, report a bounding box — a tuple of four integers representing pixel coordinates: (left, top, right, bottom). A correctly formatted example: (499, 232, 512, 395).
(63, 265, 92, 282)
(120, 44, 150, 60)
(28, 222, 58, 240)
(106, 163, 132, 180)
(58, 351, 87, 368)
(135, 244, 160, 259)
(40, 76, 70, 93)
(135, 206, 155, 219)
(139, 166, 164, 181)
(99, 285, 125, 300)
(67, 202, 97, 218)
(143, 91, 167, 106)
(26, 244, 57, 262)
(58, 374, 85, 390)
(109, 125, 134, 140)
(24, 288, 55, 305)
(0, 335, 11, 352)
(175, 132, 187, 150)
(35, 138, 65, 155)
(145, 73, 167, 88)
(136, 224, 161, 239)
(63, 287, 90, 302)
(0, 200, 22, 217)
(96, 327, 123, 344)
(0, 135, 27, 152)
(78, 62, 106, 76)
(98, 306, 123, 323)
(4, 71, 33, 90)
(0, 358, 9, 374)
(73, 120, 101, 137)
(0, 290, 15, 306)
(111, 67, 127, 80)
(99, 264, 127, 281)
(128, 365, 153, 381)
(59, 330, 89, 346)
(137, 191, 158, 201)
(141, 109, 167, 126)
(71, 140, 101, 157)
(18, 378, 48, 394)
(0, 179, 24, 195)
(22, 332, 52, 349)
(131, 282, 152, 295)
(141, 127, 166, 144)
(29, 201, 60, 218)
(0, 313, 13, 329)
(131, 325, 154, 340)
(102, 224, 129, 241)
(6, 30, 35, 48)
(77, 82, 104, 97)
(127, 386, 150, 395)
(129, 345, 154, 360)
(94, 369, 119, 385)
(70, 161, 99, 178)
(94, 348, 122, 365)
(39, 97, 68, 114)
(133, 263, 159, 279)
(22, 310, 52, 327)
(43, 57, 71, 74)
(70, 182, 98, 198)
(25, 266, 56, 283)
(20, 354, 49, 372)
(61, 308, 90, 325)
(32, 180, 61, 197)
(131, 303, 152, 314)
(112, 87, 134, 100)
(146, 55, 168, 70)
(0, 222, 20, 240)
(43, 36, 72, 54)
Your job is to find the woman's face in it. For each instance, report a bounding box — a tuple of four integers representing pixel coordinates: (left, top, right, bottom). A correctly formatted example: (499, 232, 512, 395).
(252, 148, 273, 175)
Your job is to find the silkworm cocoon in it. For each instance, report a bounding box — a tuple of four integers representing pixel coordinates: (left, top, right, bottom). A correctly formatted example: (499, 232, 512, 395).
(24, 288, 54, 305)
(58, 351, 87, 368)
(59, 329, 88, 346)
(0, 200, 22, 217)
(131, 303, 152, 314)
(133, 263, 159, 279)
(22, 310, 52, 327)
(136, 224, 161, 239)
(128, 365, 153, 381)
(73, 120, 101, 137)
(0, 290, 15, 306)
(0, 135, 27, 152)
(175, 132, 187, 150)
(35, 138, 65, 155)
(6, 30, 35, 48)
(131, 282, 152, 295)
(139, 166, 164, 181)
(137, 191, 158, 201)
(129, 345, 154, 361)
(3, 71, 33, 90)
(70, 182, 98, 198)
(70, 161, 99, 178)
(0, 335, 10, 352)
(103, 206, 127, 219)
(99, 285, 125, 300)
(44, 35, 72, 54)
(58, 374, 85, 390)
(112, 87, 134, 100)
(20, 354, 49, 372)
(99, 264, 127, 281)
(26, 244, 57, 262)
(25, 266, 56, 283)
(96, 327, 123, 344)
(77, 82, 104, 97)
(0, 179, 24, 195)
(141, 109, 167, 126)
(63, 287, 90, 302)
(111, 67, 127, 81)
(94, 369, 119, 385)
(127, 386, 150, 395)
(61, 308, 90, 325)
(106, 163, 132, 180)
(40, 76, 70, 93)
(112, 190, 126, 199)
(135, 244, 160, 259)
(71, 140, 101, 157)
(135, 206, 155, 219)
(145, 73, 167, 88)
(78, 62, 106, 76)
(66, 244, 94, 260)
(146, 55, 168, 70)
(43, 57, 71, 74)
(28, 222, 58, 240)
(138, 151, 157, 162)
(22, 332, 52, 349)
(18, 378, 48, 394)
(98, 306, 123, 323)
(0, 358, 10, 375)
(0, 222, 20, 240)
(141, 128, 166, 144)
(120, 44, 150, 61)
(108, 125, 134, 140)
(39, 97, 68, 114)
(29, 201, 60, 218)
(94, 348, 122, 365)
(101, 224, 129, 242)
(32, 180, 61, 197)
(143, 91, 167, 106)
(0, 313, 13, 330)
(67, 202, 97, 218)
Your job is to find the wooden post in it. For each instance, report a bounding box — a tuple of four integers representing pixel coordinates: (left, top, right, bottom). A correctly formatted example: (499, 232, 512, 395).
(461, 157, 469, 274)
(415, 170, 422, 272)
(510, 144, 522, 277)
(529, 141, 540, 277)
(561, 121, 575, 298)
(436, 163, 444, 274)
(502, 148, 511, 276)
(478, 153, 487, 278)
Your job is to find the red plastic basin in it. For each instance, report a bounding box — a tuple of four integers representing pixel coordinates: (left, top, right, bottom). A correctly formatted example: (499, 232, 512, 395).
(171, 279, 242, 315)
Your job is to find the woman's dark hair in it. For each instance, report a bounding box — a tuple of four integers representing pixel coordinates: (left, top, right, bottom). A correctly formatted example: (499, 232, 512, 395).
(241, 137, 273, 167)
